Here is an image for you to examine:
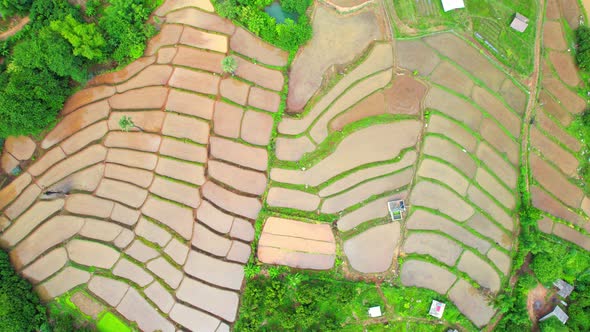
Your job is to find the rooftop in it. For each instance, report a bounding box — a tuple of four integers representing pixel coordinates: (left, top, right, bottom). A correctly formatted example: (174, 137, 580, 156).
(511, 13, 529, 32)
(429, 300, 446, 319)
(540, 306, 569, 324)
(441, 0, 465, 12)
(554, 279, 574, 298)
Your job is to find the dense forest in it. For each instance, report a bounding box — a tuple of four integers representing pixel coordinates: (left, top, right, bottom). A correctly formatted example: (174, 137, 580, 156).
(0, 0, 161, 138)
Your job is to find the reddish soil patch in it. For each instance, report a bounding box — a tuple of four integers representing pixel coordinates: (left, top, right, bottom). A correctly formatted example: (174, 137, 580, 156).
(535, 109, 581, 152)
(543, 76, 586, 115)
(531, 127, 579, 176)
(539, 89, 573, 126)
(543, 21, 567, 51)
(329, 75, 426, 131)
(530, 153, 584, 208)
(531, 185, 584, 225)
(287, 5, 384, 111)
(549, 51, 580, 86)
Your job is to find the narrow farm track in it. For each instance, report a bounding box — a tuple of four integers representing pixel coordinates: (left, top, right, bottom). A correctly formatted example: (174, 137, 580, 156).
(0, 1, 289, 330)
(0, 16, 29, 40)
(520, 0, 546, 193)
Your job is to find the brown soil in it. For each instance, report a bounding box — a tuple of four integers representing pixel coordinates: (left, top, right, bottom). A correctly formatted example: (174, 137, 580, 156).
(499, 78, 527, 114)
(424, 87, 482, 131)
(472, 86, 521, 138)
(539, 89, 573, 126)
(480, 118, 520, 165)
(549, 51, 580, 87)
(429, 61, 474, 97)
(543, 21, 567, 51)
(328, 74, 425, 131)
(287, 4, 385, 111)
(424, 33, 506, 92)
(560, 0, 581, 29)
(527, 283, 562, 329)
(396, 39, 440, 75)
(531, 185, 584, 225)
(0, 16, 29, 41)
(543, 75, 586, 115)
(534, 109, 581, 152)
(530, 153, 584, 208)
(530, 127, 579, 176)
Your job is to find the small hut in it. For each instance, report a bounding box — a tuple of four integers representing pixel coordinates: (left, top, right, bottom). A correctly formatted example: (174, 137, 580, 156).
(511, 13, 529, 32)
(429, 300, 446, 319)
(540, 306, 569, 324)
(441, 0, 465, 12)
(553, 279, 574, 298)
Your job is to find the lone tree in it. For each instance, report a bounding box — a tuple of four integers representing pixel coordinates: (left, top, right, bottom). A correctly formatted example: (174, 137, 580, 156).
(118, 115, 142, 132)
(221, 56, 238, 74)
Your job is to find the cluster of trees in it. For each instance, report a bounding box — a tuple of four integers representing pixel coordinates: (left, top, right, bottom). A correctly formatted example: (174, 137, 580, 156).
(495, 172, 590, 331)
(576, 26, 590, 71)
(0, 0, 161, 138)
(213, 0, 312, 51)
(0, 249, 46, 331)
(235, 273, 354, 331)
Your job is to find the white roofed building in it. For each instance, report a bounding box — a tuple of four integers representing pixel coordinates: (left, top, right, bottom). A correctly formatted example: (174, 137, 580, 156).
(441, 0, 465, 12)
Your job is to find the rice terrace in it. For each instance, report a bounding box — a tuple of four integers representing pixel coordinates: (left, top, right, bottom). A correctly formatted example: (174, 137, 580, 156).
(1, 0, 590, 331)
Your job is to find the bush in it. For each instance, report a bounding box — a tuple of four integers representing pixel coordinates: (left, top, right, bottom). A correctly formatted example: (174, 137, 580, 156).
(539, 316, 568, 332)
(0, 249, 46, 331)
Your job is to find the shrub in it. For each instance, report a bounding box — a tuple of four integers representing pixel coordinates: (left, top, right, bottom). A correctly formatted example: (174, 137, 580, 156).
(50, 15, 106, 61)
(221, 56, 238, 73)
(0, 249, 46, 331)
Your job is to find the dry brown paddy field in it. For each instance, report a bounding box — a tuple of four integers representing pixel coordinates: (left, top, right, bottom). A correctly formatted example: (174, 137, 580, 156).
(2, 0, 590, 331)
(530, 0, 590, 252)
(0, 0, 289, 330)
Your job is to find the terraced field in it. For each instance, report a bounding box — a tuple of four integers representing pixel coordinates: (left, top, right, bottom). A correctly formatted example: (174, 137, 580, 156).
(0, 0, 287, 330)
(532, 0, 590, 250)
(2, 0, 590, 330)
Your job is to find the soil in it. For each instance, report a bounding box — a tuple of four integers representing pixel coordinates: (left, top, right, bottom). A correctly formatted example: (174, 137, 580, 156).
(543, 21, 567, 51)
(526, 283, 561, 330)
(286, 4, 385, 111)
(0, 16, 29, 41)
(549, 51, 580, 87)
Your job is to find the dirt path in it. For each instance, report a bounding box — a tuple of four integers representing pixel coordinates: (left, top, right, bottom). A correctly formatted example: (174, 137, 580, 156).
(0, 16, 29, 40)
(520, 1, 546, 194)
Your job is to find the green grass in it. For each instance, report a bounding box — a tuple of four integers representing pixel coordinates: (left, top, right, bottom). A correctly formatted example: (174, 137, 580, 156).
(392, 0, 537, 75)
(235, 271, 477, 331)
(97, 312, 132, 332)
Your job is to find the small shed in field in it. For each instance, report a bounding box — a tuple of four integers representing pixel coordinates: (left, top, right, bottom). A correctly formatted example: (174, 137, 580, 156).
(441, 0, 465, 12)
(540, 306, 569, 324)
(553, 279, 574, 298)
(511, 13, 529, 32)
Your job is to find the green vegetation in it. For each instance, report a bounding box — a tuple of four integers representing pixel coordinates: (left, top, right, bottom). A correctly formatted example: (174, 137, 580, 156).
(0, 0, 161, 138)
(96, 312, 131, 332)
(221, 55, 238, 74)
(235, 270, 476, 331)
(118, 115, 135, 132)
(0, 249, 46, 331)
(0, 0, 32, 16)
(575, 26, 590, 71)
(392, 0, 537, 75)
(212, 0, 312, 51)
(568, 110, 590, 194)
